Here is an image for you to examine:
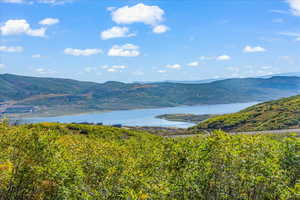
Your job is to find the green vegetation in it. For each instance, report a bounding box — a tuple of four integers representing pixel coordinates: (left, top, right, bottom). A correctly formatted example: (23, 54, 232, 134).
(0, 121, 299, 199)
(193, 94, 300, 132)
(157, 114, 216, 123)
(1, 74, 300, 116)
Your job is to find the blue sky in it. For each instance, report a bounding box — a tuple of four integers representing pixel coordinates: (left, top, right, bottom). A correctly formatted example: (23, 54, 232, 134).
(0, 0, 299, 83)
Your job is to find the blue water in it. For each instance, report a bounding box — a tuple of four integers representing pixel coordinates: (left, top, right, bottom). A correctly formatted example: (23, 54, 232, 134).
(26, 102, 258, 128)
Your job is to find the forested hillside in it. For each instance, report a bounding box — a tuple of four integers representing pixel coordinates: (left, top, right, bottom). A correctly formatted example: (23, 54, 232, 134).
(193, 94, 300, 132)
(1, 74, 300, 115)
(0, 121, 299, 199)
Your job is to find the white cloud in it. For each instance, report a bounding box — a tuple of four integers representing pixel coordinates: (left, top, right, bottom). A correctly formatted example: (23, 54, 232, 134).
(188, 61, 200, 67)
(107, 68, 118, 72)
(108, 44, 140, 57)
(243, 45, 266, 53)
(112, 3, 165, 26)
(0, 64, 6, 69)
(225, 65, 280, 78)
(110, 4, 170, 34)
(27, 28, 47, 37)
(0, 19, 46, 37)
(84, 65, 128, 73)
(279, 32, 300, 41)
(0, 46, 23, 52)
(165, 64, 181, 69)
(34, 67, 56, 75)
(64, 48, 102, 56)
(153, 25, 169, 34)
(216, 55, 231, 61)
(39, 18, 59, 26)
(101, 26, 135, 40)
(286, 0, 300, 16)
(32, 54, 41, 58)
(158, 70, 167, 73)
(106, 65, 128, 72)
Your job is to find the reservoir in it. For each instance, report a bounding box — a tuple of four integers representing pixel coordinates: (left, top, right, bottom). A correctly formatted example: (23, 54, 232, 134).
(26, 102, 258, 128)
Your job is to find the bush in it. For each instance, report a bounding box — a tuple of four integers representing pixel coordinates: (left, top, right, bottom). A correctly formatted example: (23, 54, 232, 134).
(0, 122, 298, 199)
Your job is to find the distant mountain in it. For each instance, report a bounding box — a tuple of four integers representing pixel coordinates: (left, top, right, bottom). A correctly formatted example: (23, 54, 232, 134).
(1, 74, 300, 116)
(261, 72, 300, 78)
(139, 72, 300, 84)
(193, 94, 300, 132)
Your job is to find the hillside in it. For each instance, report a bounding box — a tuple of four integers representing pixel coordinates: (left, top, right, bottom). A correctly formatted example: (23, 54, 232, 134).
(0, 121, 298, 199)
(193, 94, 300, 132)
(1, 74, 300, 116)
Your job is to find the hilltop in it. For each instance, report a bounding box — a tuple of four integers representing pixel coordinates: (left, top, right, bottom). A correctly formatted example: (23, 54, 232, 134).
(1, 74, 300, 116)
(193, 94, 300, 132)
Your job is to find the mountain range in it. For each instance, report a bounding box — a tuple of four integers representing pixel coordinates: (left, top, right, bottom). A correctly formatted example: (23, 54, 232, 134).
(1, 73, 300, 116)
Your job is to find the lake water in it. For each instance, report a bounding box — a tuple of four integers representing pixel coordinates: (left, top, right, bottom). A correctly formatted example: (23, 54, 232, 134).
(26, 102, 259, 128)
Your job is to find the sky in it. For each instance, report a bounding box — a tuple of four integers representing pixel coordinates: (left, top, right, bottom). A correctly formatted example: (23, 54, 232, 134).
(0, 0, 300, 83)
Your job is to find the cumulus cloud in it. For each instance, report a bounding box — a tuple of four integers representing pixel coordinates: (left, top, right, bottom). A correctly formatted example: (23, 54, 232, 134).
(111, 3, 169, 34)
(108, 44, 140, 57)
(112, 3, 164, 25)
(153, 25, 169, 34)
(165, 64, 181, 69)
(101, 26, 135, 40)
(243, 45, 266, 53)
(0, 46, 23, 52)
(157, 70, 167, 73)
(64, 48, 102, 56)
(39, 18, 59, 26)
(188, 61, 200, 67)
(286, 0, 300, 16)
(0, 19, 46, 37)
(216, 55, 231, 60)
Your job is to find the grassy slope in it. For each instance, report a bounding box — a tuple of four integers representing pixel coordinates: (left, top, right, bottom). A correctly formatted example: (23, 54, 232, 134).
(193, 94, 300, 132)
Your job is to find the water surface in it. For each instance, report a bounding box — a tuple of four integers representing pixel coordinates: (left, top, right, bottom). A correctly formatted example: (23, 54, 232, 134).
(27, 102, 258, 128)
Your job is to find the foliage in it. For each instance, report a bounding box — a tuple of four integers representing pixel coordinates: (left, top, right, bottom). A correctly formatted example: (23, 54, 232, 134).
(193, 94, 300, 132)
(0, 122, 299, 199)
